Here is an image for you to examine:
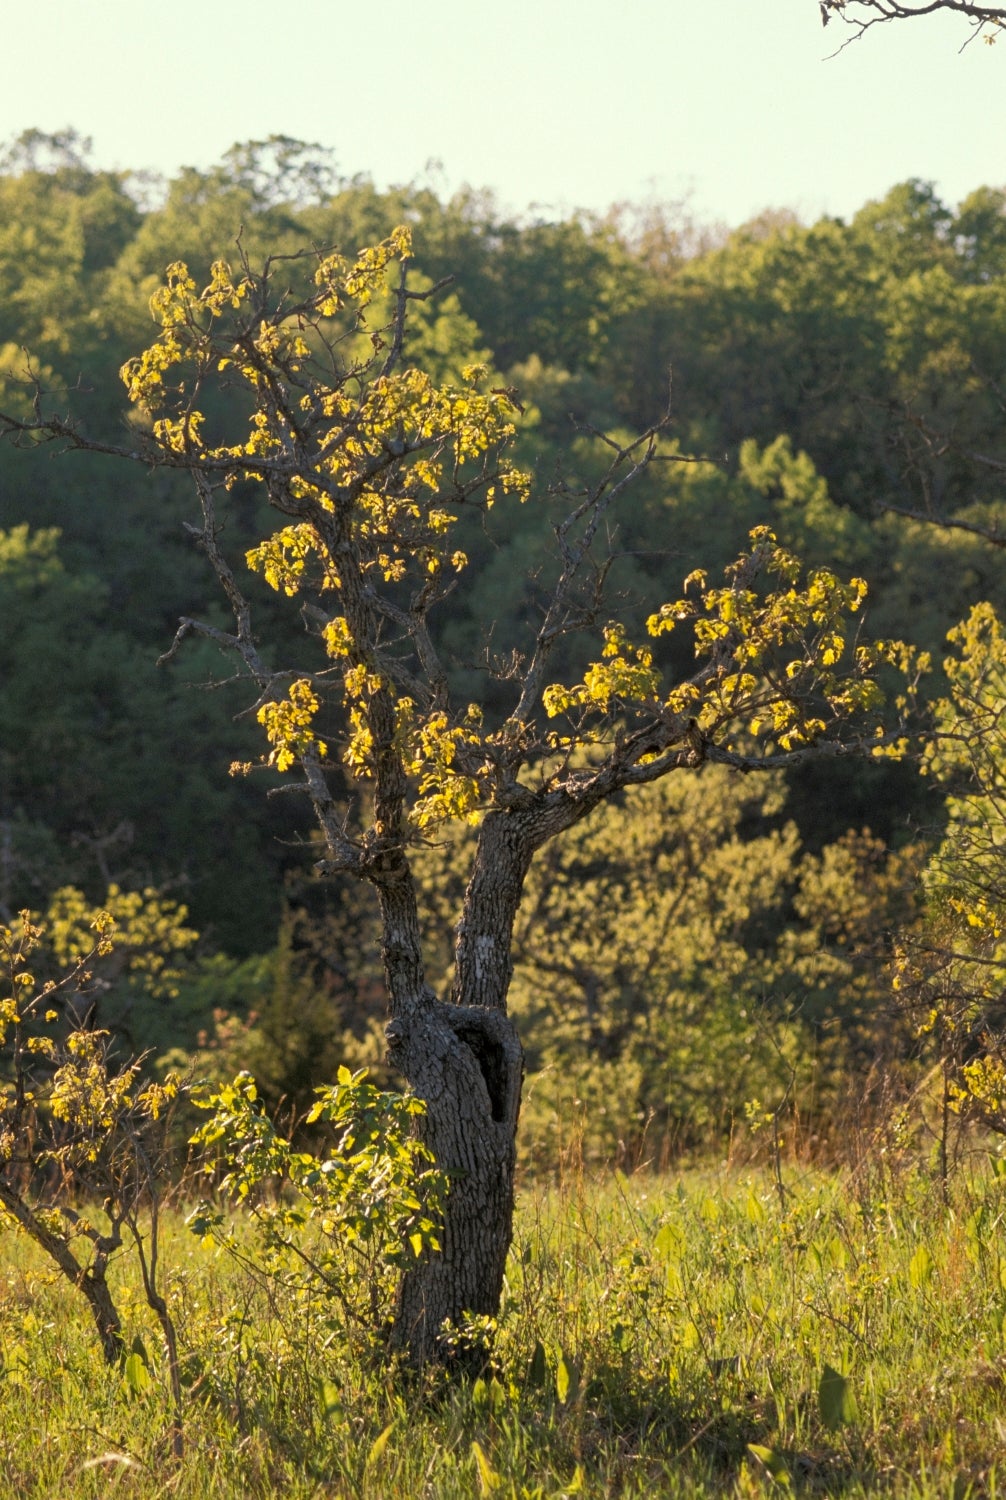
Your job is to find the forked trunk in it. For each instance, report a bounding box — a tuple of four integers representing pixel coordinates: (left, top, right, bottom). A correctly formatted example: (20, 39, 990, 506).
(379, 809, 532, 1364)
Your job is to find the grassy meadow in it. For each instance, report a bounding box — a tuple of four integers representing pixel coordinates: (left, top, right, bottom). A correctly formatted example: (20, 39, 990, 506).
(3, 1136, 1006, 1498)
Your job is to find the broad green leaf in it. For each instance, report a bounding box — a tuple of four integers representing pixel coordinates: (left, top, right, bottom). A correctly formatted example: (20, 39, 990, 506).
(320, 1379, 342, 1420)
(747, 1443, 791, 1486)
(365, 1422, 395, 1469)
(745, 1190, 766, 1224)
(682, 1319, 701, 1350)
(654, 1221, 685, 1261)
(818, 1363, 857, 1431)
(471, 1439, 500, 1494)
(123, 1352, 150, 1395)
(908, 1243, 933, 1289)
(555, 1353, 571, 1404)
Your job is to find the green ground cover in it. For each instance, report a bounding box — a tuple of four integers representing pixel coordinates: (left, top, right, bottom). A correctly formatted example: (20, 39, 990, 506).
(3, 1152, 1006, 1498)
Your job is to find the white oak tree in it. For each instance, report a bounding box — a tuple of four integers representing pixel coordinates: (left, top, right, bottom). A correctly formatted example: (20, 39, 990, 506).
(1, 231, 902, 1362)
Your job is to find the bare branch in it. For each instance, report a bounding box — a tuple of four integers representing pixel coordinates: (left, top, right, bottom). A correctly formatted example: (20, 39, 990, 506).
(881, 501, 1006, 548)
(820, 0, 1006, 46)
(506, 423, 670, 738)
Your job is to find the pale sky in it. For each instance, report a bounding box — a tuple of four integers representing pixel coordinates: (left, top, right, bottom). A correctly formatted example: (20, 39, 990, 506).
(4, 0, 1003, 227)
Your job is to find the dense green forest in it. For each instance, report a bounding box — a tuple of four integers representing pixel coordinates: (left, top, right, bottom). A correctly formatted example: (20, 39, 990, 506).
(3, 129, 1005, 1158)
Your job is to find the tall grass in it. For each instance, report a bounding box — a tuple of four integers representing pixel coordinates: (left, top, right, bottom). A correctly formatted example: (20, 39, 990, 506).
(3, 1146, 1006, 1496)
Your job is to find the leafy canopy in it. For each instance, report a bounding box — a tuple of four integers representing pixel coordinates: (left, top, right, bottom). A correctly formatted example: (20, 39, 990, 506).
(896, 604, 1006, 1127)
(111, 227, 903, 851)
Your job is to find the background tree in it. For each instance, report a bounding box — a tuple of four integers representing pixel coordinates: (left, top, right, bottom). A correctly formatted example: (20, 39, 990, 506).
(0, 135, 996, 1189)
(0, 900, 185, 1389)
(892, 604, 1006, 1146)
(1, 229, 905, 1361)
(0, 523, 287, 948)
(3, 140, 998, 959)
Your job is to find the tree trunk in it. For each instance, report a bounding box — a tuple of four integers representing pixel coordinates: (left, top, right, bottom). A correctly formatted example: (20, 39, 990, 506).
(0, 1183, 124, 1364)
(78, 1271, 126, 1367)
(386, 998, 522, 1363)
(380, 809, 531, 1364)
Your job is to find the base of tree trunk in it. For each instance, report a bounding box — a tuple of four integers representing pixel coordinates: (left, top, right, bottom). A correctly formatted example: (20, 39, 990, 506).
(387, 1000, 523, 1365)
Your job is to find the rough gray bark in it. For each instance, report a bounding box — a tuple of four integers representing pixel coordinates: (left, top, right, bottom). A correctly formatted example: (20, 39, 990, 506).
(387, 1000, 522, 1361)
(377, 809, 530, 1363)
(380, 790, 624, 1361)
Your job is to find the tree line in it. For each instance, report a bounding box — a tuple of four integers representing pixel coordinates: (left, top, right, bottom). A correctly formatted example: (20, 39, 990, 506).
(1, 130, 1004, 1193)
